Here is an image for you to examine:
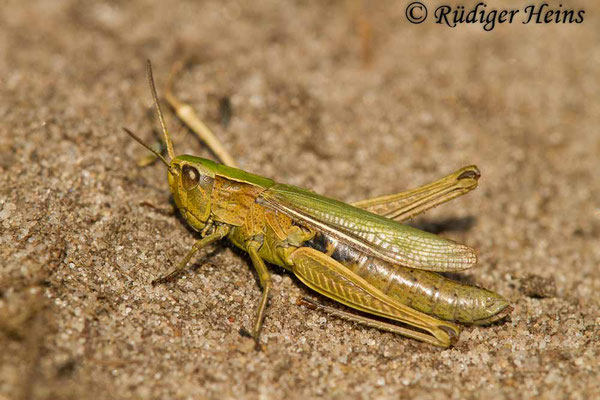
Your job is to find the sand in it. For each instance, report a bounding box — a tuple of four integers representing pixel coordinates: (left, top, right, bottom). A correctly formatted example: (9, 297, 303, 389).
(1, 1, 598, 399)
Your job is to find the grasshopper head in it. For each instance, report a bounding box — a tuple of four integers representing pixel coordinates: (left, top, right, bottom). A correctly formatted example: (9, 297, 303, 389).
(168, 155, 217, 231)
(124, 61, 223, 232)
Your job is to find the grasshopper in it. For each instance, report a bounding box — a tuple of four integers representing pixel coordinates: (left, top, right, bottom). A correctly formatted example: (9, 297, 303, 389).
(124, 61, 511, 348)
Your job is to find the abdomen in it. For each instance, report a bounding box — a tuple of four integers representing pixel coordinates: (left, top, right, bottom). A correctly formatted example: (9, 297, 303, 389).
(306, 233, 510, 325)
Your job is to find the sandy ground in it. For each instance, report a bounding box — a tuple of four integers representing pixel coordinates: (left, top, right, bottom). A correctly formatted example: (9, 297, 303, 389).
(1, 1, 599, 399)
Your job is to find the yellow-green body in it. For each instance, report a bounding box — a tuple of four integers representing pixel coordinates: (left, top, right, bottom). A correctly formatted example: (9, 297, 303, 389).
(166, 155, 510, 347)
(129, 61, 511, 348)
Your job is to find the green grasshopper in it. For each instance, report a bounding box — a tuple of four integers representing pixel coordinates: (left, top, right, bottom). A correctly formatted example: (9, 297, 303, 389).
(124, 61, 511, 348)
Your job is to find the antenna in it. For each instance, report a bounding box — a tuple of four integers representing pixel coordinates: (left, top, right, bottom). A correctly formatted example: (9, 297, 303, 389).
(123, 127, 173, 173)
(147, 60, 175, 160)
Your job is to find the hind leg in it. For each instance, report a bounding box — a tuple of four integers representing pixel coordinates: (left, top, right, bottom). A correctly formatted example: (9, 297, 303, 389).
(289, 247, 461, 347)
(352, 166, 480, 222)
(165, 60, 238, 167)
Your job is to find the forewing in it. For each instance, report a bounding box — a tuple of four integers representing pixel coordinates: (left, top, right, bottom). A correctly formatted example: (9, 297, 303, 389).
(258, 184, 477, 272)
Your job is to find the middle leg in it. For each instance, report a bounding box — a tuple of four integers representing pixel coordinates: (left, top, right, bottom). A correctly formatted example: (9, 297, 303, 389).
(246, 240, 273, 346)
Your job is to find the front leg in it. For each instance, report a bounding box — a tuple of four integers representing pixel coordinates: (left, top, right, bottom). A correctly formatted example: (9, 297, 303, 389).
(152, 225, 229, 285)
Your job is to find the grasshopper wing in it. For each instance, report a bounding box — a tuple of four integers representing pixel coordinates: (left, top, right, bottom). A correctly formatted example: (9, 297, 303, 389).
(258, 184, 477, 272)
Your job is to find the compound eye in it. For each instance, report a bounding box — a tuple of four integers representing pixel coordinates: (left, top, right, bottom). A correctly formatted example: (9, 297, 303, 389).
(182, 165, 200, 191)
